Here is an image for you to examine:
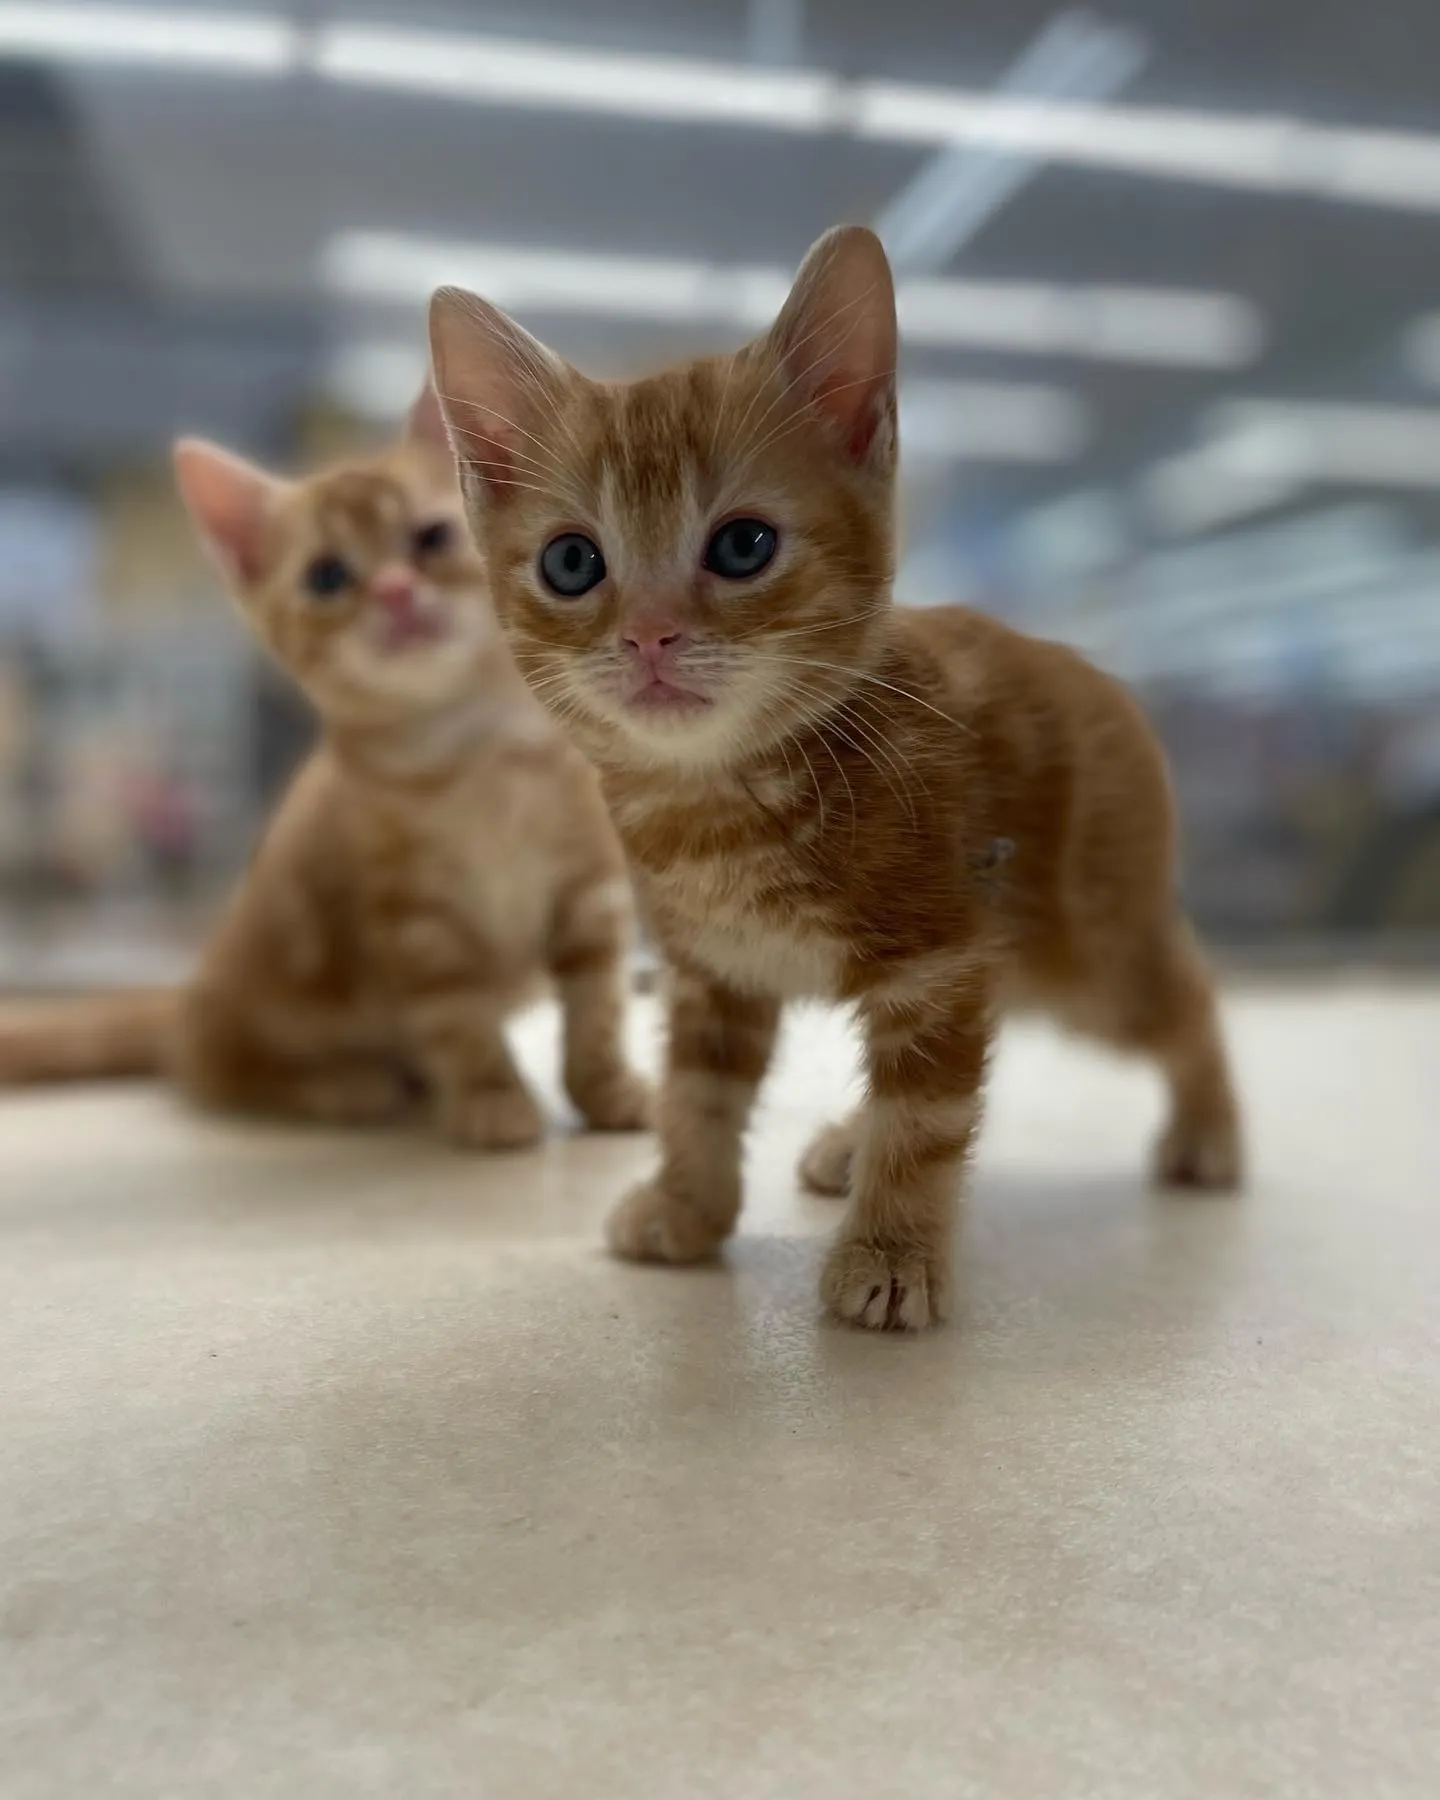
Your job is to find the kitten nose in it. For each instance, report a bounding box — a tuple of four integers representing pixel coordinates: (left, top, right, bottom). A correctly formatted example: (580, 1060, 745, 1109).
(622, 622, 688, 664)
(372, 565, 417, 615)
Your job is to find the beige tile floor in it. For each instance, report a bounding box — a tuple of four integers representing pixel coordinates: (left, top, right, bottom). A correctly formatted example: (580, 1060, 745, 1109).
(2, 986, 1437, 1799)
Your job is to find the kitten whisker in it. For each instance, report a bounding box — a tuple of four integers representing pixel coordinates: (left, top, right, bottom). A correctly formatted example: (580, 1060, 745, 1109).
(741, 373, 893, 466)
(783, 681, 922, 828)
(790, 734, 827, 842)
(430, 385, 572, 484)
(765, 603, 892, 642)
(809, 715, 860, 852)
(755, 653, 974, 736)
(827, 697, 929, 821)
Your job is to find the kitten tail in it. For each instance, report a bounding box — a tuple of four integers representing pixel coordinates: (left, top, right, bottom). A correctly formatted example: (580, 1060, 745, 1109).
(0, 991, 177, 1085)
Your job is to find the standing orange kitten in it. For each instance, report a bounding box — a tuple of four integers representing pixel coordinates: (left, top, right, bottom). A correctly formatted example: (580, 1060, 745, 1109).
(0, 392, 648, 1147)
(426, 225, 1242, 1329)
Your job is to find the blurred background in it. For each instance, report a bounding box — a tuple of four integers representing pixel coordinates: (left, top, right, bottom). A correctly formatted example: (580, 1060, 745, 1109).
(3, 0, 1439, 988)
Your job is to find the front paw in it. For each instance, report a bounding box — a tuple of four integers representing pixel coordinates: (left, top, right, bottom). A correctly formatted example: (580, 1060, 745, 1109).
(1153, 1110, 1242, 1190)
(605, 1178, 731, 1265)
(441, 1083, 545, 1152)
(571, 1068, 653, 1133)
(798, 1116, 857, 1197)
(820, 1234, 950, 1332)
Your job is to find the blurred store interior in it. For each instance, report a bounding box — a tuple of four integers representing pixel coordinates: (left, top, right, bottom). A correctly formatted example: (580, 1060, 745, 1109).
(3, 0, 1440, 983)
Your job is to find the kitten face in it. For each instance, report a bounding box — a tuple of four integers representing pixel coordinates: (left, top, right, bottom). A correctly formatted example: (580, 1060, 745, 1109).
(175, 432, 500, 726)
(430, 227, 899, 771)
(249, 450, 494, 719)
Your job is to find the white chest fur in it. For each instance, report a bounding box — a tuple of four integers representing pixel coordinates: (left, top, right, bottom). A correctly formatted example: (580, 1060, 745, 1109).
(647, 858, 844, 1001)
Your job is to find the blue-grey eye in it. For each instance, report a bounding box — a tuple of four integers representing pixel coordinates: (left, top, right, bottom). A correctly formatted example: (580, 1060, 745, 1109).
(304, 554, 352, 599)
(704, 518, 777, 580)
(413, 519, 452, 559)
(540, 533, 606, 598)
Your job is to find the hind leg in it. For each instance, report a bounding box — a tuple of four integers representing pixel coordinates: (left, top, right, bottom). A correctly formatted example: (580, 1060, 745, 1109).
(798, 1108, 862, 1197)
(1070, 920, 1242, 1191)
(178, 1032, 418, 1128)
(173, 991, 420, 1128)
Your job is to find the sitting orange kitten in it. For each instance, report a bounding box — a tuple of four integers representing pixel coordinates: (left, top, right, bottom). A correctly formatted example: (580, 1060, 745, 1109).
(0, 392, 648, 1148)
(427, 225, 1242, 1328)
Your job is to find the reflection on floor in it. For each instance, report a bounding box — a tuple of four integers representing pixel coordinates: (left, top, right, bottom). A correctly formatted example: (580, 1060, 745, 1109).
(3, 988, 1437, 1798)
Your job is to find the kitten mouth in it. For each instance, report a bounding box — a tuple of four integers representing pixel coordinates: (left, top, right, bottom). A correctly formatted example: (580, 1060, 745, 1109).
(625, 677, 713, 715)
(376, 613, 447, 653)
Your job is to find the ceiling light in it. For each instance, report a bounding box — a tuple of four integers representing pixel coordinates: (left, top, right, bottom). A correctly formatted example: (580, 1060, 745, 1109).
(1402, 315, 1440, 388)
(326, 341, 429, 421)
(315, 25, 842, 132)
(322, 232, 1263, 373)
(12, 11, 1440, 215)
(899, 379, 1088, 462)
(1141, 451, 1303, 537)
(0, 3, 295, 71)
(321, 234, 792, 326)
(899, 279, 1260, 365)
(313, 24, 1440, 214)
(1205, 401, 1440, 487)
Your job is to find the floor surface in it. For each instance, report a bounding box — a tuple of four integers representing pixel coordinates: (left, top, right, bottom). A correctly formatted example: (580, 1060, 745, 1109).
(2, 987, 1437, 1798)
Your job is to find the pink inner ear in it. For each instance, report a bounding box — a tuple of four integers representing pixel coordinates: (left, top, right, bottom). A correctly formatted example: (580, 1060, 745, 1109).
(429, 286, 573, 507)
(765, 226, 898, 470)
(443, 403, 520, 498)
(172, 440, 280, 585)
(815, 370, 892, 462)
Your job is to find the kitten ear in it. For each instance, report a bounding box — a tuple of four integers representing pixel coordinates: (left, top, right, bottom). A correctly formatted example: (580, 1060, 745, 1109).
(764, 225, 897, 469)
(428, 287, 572, 505)
(172, 438, 287, 586)
(404, 376, 451, 454)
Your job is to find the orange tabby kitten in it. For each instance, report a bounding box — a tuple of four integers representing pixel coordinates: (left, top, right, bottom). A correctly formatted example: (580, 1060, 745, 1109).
(0, 392, 648, 1147)
(427, 226, 1242, 1327)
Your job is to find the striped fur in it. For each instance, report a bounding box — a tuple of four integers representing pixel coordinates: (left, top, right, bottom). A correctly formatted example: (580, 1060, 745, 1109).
(0, 418, 648, 1146)
(431, 226, 1242, 1325)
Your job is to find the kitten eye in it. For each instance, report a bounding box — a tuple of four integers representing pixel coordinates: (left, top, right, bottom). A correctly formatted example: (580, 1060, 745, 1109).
(412, 519, 453, 559)
(704, 518, 777, 580)
(540, 533, 606, 599)
(304, 554, 353, 600)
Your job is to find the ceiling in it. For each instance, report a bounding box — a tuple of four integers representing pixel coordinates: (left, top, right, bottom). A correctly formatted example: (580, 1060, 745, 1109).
(4, 0, 1440, 578)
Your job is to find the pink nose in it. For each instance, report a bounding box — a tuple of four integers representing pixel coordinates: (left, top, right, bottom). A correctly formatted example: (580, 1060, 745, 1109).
(372, 567, 417, 615)
(622, 623, 688, 667)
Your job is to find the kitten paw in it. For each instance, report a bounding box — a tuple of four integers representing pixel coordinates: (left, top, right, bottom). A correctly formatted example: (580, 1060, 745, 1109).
(605, 1179, 730, 1265)
(572, 1069, 653, 1133)
(442, 1084, 545, 1152)
(798, 1117, 857, 1197)
(1153, 1112, 1242, 1190)
(821, 1236, 950, 1332)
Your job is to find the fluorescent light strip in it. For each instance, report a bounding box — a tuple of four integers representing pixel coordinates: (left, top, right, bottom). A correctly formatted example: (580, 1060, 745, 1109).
(18, 7, 1440, 213)
(322, 232, 1262, 372)
(312, 24, 1440, 213)
(856, 90, 1440, 212)
(326, 340, 430, 421)
(0, 3, 295, 70)
(1403, 314, 1440, 388)
(1144, 400, 1440, 536)
(315, 26, 840, 132)
(1205, 401, 1440, 487)
(900, 378, 1089, 462)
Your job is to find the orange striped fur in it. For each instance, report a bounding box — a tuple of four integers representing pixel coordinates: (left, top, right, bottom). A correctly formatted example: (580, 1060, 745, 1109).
(0, 396, 648, 1146)
(429, 227, 1241, 1325)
